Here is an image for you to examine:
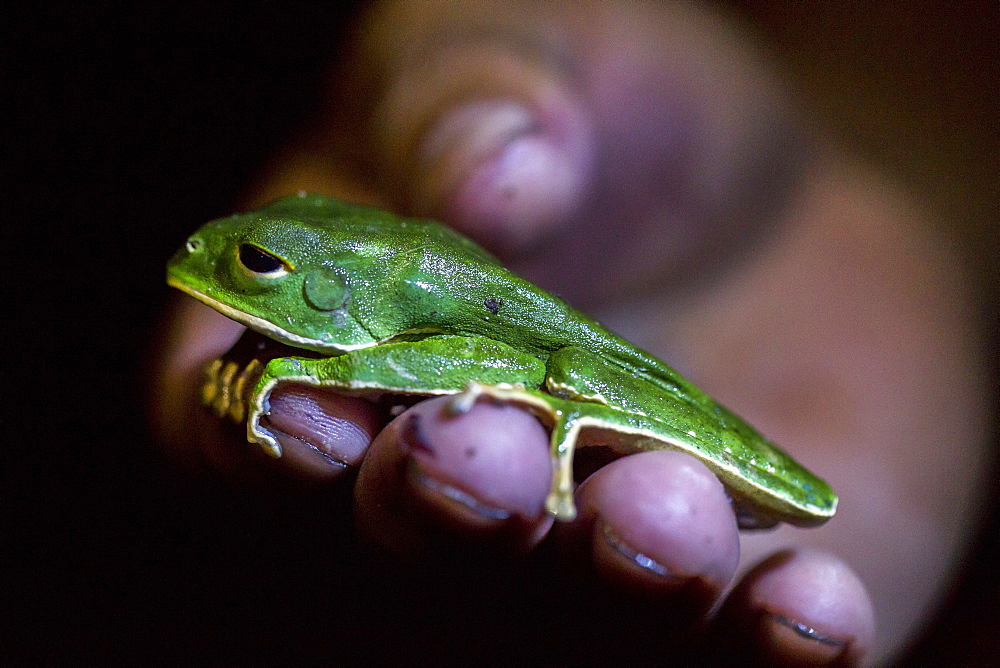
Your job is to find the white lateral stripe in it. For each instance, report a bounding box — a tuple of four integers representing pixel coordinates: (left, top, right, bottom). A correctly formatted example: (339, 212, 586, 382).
(167, 278, 373, 352)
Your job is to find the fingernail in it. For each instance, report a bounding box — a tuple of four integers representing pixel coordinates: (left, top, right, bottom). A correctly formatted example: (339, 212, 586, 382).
(768, 613, 847, 648)
(407, 462, 512, 521)
(602, 522, 674, 579)
(758, 612, 850, 663)
(398, 410, 545, 520)
(417, 100, 584, 245)
(419, 100, 537, 170)
(400, 413, 512, 520)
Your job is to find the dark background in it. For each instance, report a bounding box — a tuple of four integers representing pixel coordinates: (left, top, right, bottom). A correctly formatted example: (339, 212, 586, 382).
(5, 2, 997, 662)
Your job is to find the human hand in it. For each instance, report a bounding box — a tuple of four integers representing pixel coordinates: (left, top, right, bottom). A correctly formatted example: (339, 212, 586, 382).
(154, 1, 987, 662)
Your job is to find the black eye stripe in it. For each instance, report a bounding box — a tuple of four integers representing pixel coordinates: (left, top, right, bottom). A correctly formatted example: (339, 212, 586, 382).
(238, 244, 285, 274)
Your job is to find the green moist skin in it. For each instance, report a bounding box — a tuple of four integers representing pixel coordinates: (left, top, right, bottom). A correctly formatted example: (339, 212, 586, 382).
(168, 193, 836, 526)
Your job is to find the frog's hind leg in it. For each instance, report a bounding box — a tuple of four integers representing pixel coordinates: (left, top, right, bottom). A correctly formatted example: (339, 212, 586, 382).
(447, 382, 583, 522)
(544, 412, 583, 521)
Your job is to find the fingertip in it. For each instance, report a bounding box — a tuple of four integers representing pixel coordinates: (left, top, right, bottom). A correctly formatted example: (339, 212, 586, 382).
(355, 397, 554, 557)
(716, 549, 876, 666)
(565, 451, 740, 613)
(373, 43, 593, 250)
(401, 401, 552, 521)
(419, 97, 592, 251)
(265, 384, 382, 479)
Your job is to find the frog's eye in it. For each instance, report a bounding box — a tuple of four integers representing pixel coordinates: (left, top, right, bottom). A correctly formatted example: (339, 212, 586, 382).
(238, 243, 290, 278)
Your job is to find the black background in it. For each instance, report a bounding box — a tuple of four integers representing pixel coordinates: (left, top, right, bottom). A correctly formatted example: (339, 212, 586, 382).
(5, 3, 997, 662)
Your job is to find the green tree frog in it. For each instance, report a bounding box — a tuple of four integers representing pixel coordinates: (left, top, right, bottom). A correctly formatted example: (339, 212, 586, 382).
(167, 193, 836, 527)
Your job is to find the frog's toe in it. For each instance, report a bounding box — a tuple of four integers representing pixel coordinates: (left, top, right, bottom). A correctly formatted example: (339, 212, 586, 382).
(246, 416, 282, 457)
(545, 490, 578, 521)
(444, 381, 485, 416)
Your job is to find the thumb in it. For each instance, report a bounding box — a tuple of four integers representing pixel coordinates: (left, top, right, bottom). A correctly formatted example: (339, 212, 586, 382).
(362, 14, 594, 254)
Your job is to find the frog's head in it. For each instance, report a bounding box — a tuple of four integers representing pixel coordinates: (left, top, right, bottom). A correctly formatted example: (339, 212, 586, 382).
(167, 196, 393, 354)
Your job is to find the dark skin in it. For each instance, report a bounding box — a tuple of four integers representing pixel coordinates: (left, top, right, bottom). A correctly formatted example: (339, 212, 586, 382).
(153, 1, 989, 663)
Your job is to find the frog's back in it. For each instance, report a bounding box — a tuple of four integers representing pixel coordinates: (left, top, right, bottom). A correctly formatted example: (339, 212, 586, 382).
(259, 194, 502, 268)
(260, 196, 735, 417)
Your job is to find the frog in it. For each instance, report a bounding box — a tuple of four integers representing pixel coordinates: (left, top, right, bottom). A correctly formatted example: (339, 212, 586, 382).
(166, 192, 836, 527)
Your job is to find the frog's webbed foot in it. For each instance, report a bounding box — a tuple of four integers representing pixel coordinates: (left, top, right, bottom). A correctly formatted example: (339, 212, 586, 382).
(200, 354, 284, 458)
(201, 357, 263, 425)
(443, 382, 580, 522)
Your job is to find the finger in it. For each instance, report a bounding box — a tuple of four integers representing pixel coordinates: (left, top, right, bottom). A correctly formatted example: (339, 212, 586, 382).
(151, 298, 383, 483)
(339, 0, 805, 306)
(263, 383, 383, 479)
(557, 451, 740, 621)
(356, 1, 594, 255)
(711, 549, 876, 666)
(354, 396, 554, 557)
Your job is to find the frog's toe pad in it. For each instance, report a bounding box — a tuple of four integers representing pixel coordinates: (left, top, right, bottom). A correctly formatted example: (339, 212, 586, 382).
(444, 382, 486, 416)
(546, 491, 577, 521)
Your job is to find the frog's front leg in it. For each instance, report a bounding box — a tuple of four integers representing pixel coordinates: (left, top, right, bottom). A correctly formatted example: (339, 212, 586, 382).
(245, 335, 549, 459)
